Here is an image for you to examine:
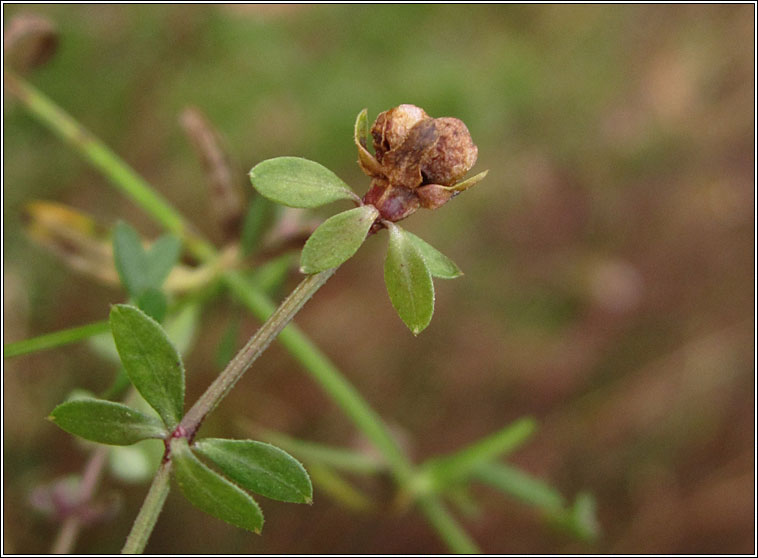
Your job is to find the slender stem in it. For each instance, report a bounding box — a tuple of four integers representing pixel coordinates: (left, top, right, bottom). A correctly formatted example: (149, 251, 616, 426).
(179, 269, 336, 437)
(223, 269, 415, 482)
(250, 425, 385, 475)
(4, 319, 109, 359)
(121, 460, 172, 554)
(50, 446, 110, 554)
(416, 496, 480, 554)
(4, 72, 213, 261)
(9, 71, 476, 553)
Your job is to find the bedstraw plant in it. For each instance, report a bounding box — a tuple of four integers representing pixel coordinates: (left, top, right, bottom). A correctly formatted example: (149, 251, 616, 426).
(3, 14, 598, 554)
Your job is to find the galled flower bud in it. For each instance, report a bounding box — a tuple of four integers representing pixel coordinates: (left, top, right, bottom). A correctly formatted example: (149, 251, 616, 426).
(416, 184, 454, 210)
(418, 117, 477, 186)
(371, 104, 429, 163)
(359, 104, 483, 224)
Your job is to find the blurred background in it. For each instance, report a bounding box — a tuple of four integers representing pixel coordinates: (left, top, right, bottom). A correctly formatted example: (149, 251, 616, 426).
(3, 4, 754, 554)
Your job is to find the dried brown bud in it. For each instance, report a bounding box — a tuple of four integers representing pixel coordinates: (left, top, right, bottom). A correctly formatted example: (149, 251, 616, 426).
(418, 117, 478, 186)
(360, 104, 483, 224)
(371, 104, 429, 162)
(3, 14, 59, 72)
(417, 184, 454, 210)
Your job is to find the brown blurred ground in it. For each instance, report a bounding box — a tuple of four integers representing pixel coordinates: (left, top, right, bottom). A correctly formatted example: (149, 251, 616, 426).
(3, 4, 755, 554)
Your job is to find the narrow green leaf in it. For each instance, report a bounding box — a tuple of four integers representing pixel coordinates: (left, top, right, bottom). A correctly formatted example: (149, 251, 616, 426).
(113, 221, 148, 296)
(144, 234, 182, 289)
(404, 231, 463, 279)
(171, 438, 264, 534)
(195, 438, 312, 504)
(354, 109, 382, 176)
(49, 398, 167, 445)
(424, 417, 537, 488)
(300, 205, 379, 274)
(307, 463, 373, 511)
(241, 195, 278, 256)
(445, 169, 489, 193)
(354, 108, 369, 148)
(109, 304, 185, 428)
(384, 223, 435, 335)
(249, 157, 357, 208)
(567, 492, 600, 541)
(4, 319, 109, 359)
(253, 426, 384, 475)
(474, 462, 565, 513)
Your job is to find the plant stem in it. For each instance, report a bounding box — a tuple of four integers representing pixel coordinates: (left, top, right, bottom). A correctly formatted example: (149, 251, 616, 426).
(121, 460, 172, 555)
(223, 269, 415, 482)
(50, 446, 110, 554)
(416, 496, 480, 554)
(4, 72, 213, 261)
(179, 269, 336, 438)
(4, 319, 109, 358)
(10, 71, 476, 553)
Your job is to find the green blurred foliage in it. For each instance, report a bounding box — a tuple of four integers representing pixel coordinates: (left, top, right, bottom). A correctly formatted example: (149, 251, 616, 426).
(3, 4, 754, 554)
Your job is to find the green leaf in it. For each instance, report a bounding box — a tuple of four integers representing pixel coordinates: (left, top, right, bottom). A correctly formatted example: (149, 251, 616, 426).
(49, 398, 167, 445)
(404, 231, 463, 279)
(144, 234, 182, 288)
(113, 223, 181, 297)
(354, 109, 382, 176)
(300, 205, 379, 274)
(171, 438, 264, 534)
(195, 438, 312, 504)
(113, 221, 148, 296)
(134, 287, 168, 322)
(109, 304, 185, 429)
(249, 157, 357, 208)
(474, 462, 565, 513)
(424, 417, 537, 488)
(240, 195, 278, 256)
(446, 169, 489, 192)
(384, 223, 435, 335)
(354, 108, 370, 148)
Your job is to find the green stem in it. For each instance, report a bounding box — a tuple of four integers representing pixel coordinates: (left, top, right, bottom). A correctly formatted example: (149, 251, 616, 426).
(5, 72, 213, 261)
(416, 496, 480, 554)
(50, 446, 110, 554)
(223, 269, 415, 482)
(121, 460, 172, 554)
(179, 269, 336, 438)
(425, 417, 537, 487)
(4, 319, 109, 358)
(251, 425, 385, 475)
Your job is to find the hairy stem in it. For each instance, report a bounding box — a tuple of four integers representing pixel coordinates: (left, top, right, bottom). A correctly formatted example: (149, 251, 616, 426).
(121, 461, 172, 554)
(179, 269, 336, 438)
